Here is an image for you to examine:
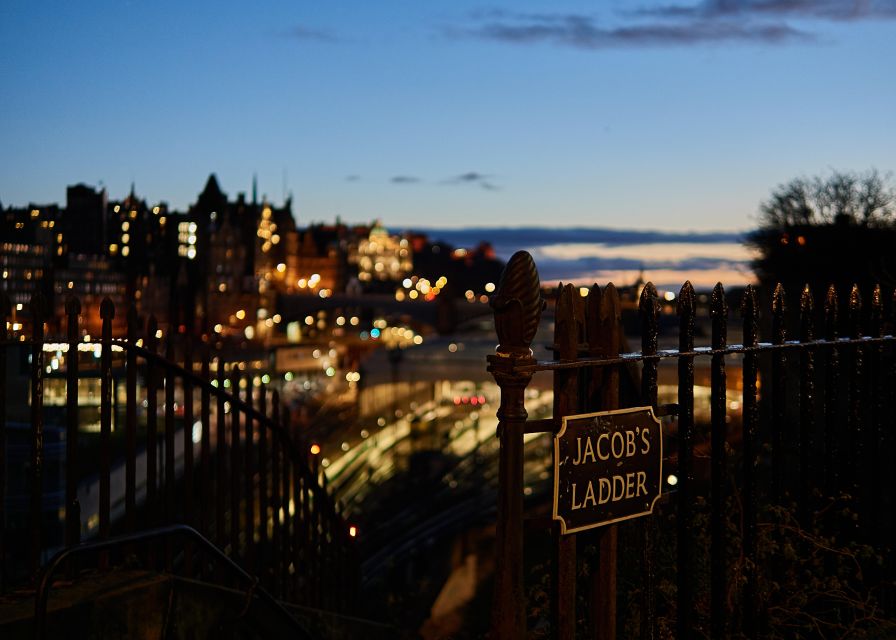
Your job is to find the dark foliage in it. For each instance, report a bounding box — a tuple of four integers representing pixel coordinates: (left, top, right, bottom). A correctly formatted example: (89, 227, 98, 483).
(748, 170, 896, 300)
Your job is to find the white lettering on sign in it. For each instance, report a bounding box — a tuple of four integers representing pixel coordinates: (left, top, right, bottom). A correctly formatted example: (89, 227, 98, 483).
(570, 427, 651, 466)
(552, 406, 664, 535)
(570, 472, 649, 510)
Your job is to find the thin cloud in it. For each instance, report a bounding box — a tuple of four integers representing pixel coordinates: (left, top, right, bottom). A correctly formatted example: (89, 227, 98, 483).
(444, 171, 500, 190)
(284, 25, 341, 43)
(451, 12, 812, 47)
(638, 0, 896, 21)
(345, 175, 360, 182)
(391, 175, 422, 184)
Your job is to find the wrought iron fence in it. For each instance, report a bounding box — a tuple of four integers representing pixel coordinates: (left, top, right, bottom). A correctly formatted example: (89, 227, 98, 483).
(0, 292, 358, 612)
(489, 251, 896, 639)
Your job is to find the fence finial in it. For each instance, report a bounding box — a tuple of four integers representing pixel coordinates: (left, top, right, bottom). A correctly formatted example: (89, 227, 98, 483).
(491, 251, 543, 357)
(800, 285, 814, 342)
(65, 295, 81, 317)
(711, 283, 727, 348)
(30, 291, 46, 324)
(100, 297, 115, 320)
(800, 285, 813, 315)
(741, 285, 759, 346)
(773, 283, 786, 315)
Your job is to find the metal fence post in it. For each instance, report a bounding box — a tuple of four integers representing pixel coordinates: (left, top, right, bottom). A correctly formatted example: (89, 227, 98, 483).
(488, 251, 543, 640)
(0, 292, 9, 589)
(65, 297, 81, 548)
(29, 292, 46, 576)
(553, 283, 579, 640)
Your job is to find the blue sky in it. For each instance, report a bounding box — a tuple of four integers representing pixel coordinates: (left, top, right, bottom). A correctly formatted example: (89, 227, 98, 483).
(1, 1, 894, 231)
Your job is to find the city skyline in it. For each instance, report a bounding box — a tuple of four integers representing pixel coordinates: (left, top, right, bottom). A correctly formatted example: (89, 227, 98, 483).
(2, 1, 895, 231)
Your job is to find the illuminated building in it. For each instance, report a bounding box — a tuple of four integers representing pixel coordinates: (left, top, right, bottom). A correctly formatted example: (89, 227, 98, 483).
(349, 221, 412, 284)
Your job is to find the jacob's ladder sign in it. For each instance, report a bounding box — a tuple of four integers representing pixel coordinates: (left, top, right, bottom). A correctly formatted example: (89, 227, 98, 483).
(552, 406, 663, 534)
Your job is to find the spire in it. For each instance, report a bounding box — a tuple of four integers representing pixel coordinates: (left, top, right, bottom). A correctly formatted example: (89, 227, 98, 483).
(202, 174, 223, 199)
(252, 174, 258, 205)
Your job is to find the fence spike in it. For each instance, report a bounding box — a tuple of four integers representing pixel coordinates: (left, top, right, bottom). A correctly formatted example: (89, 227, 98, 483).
(709, 281, 728, 638)
(798, 285, 815, 527)
(677, 280, 696, 338)
(640, 283, 660, 407)
(740, 284, 759, 639)
(849, 284, 862, 338)
(800, 285, 814, 326)
(676, 280, 696, 640)
(555, 284, 579, 360)
(824, 285, 838, 336)
(586, 284, 602, 356)
(100, 297, 115, 321)
(710, 283, 728, 348)
(871, 285, 882, 338)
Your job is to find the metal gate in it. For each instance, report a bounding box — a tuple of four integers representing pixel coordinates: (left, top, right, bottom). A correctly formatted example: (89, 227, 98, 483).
(488, 251, 895, 639)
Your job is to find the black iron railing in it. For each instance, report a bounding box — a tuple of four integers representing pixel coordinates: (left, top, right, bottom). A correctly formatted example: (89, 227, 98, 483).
(0, 292, 358, 613)
(488, 250, 896, 639)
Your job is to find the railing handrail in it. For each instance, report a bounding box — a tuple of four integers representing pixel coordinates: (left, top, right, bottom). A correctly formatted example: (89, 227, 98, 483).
(0, 334, 331, 496)
(34, 524, 312, 640)
(509, 334, 896, 373)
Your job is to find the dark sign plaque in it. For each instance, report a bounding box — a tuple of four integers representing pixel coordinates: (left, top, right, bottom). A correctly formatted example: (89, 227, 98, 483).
(552, 406, 663, 535)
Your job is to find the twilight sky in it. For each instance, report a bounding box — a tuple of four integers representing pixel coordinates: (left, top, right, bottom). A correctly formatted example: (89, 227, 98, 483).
(1, 1, 894, 231)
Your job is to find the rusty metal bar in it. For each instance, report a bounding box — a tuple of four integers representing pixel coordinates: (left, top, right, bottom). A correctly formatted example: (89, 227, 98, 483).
(230, 371, 242, 560)
(244, 376, 256, 574)
(29, 293, 46, 575)
(310, 475, 321, 607)
(488, 251, 542, 640)
(215, 359, 226, 550)
(710, 283, 728, 639)
(771, 284, 787, 502)
(676, 282, 696, 640)
(125, 307, 137, 534)
(183, 338, 194, 527)
(146, 317, 159, 532)
(847, 285, 863, 535)
(511, 336, 895, 374)
(271, 391, 282, 596)
(291, 460, 306, 602)
(65, 297, 81, 547)
(552, 283, 578, 640)
(258, 384, 269, 567)
(597, 283, 621, 640)
(301, 469, 311, 602)
(200, 352, 211, 540)
(98, 299, 114, 571)
(639, 282, 660, 640)
(164, 337, 176, 527)
(741, 286, 759, 640)
(182, 338, 194, 574)
(281, 405, 292, 600)
(824, 286, 840, 495)
(0, 293, 9, 588)
(798, 286, 815, 528)
(870, 286, 883, 539)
